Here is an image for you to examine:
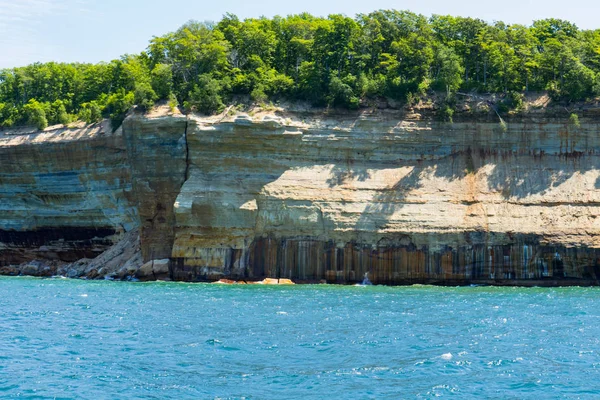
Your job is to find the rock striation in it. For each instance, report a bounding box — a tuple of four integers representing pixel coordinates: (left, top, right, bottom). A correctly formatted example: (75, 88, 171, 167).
(0, 121, 138, 266)
(1, 107, 600, 285)
(122, 114, 188, 261)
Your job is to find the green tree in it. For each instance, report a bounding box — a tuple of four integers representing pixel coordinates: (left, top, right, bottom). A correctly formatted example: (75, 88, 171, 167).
(134, 82, 158, 111)
(151, 63, 174, 99)
(48, 100, 70, 125)
(432, 45, 464, 92)
(104, 89, 134, 130)
(78, 101, 102, 124)
(22, 99, 48, 130)
(148, 21, 230, 99)
(328, 74, 360, 108)
(185, 74, 225, 114)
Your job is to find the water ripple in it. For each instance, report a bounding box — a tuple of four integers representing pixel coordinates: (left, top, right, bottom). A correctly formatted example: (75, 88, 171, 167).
(2, 277, 600, 398)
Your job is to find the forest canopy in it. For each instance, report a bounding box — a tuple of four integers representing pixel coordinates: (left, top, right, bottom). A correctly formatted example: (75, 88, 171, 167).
(1, 10, 600, 130)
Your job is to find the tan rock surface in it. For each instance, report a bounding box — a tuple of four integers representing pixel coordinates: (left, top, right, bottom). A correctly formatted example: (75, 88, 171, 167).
(171, 110, 600, 284)
(2, 108, 600, 284)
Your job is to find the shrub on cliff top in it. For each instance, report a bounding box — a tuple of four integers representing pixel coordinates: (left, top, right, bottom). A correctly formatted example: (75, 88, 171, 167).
(134, 82, 158, 112)
(78, 101, 102, 124)
(48, 100, 71, 125)
(184, 74, 225, 115)
(103, 90, 134, 131)
(22, 99, 48, 131)
(150, 63, 174, 100)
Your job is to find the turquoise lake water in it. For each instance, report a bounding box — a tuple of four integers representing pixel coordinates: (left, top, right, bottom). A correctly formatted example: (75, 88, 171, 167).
(1, 277, 600, 399)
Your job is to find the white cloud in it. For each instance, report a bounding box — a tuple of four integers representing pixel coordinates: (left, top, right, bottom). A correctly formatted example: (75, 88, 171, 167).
(0, 0, 91, 68)
(0, 0, 67, 23)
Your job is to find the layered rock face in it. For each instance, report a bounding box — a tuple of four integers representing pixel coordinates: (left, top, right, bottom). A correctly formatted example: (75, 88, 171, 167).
(122, 114, 188, 261)
(0, 122, 138, 265)
(171, 112, 600, 284)
(2, 109, 600, 285)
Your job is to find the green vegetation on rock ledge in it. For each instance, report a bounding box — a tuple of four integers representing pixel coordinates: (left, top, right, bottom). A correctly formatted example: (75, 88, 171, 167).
(2, 11, 600, 130)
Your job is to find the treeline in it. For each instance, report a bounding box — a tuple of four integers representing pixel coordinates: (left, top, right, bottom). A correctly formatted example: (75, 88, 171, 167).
(2, 11, 600, 130)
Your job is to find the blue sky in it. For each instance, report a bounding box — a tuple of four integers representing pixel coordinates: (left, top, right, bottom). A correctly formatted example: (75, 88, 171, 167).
(1, 0, 599, 68)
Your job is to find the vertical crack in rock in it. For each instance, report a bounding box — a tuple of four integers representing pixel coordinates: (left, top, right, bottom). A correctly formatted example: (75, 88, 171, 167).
(172, 117, 192, 280)
(183, 117, 191, 183)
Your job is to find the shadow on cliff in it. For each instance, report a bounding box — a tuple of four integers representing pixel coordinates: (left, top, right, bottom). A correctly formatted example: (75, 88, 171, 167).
(351, 156, 465, 231)
(353, 163, 425, 234)
(326, 162, 372, 187)
(485, 153, 597, 200)
(350, 150, 600, 237)
(451, 149, 598, 200)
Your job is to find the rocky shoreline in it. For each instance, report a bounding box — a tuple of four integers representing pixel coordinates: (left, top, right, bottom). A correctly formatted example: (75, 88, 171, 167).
(0, 229, 151, 281)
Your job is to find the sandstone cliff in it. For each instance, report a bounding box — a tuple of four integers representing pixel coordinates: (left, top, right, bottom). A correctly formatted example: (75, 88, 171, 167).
(0, 121, 137, 266)
(1, 105, 599, 285)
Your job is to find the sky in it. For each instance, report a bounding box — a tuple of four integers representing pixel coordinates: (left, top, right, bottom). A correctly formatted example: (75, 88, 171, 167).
(1, 0, 599, 69)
